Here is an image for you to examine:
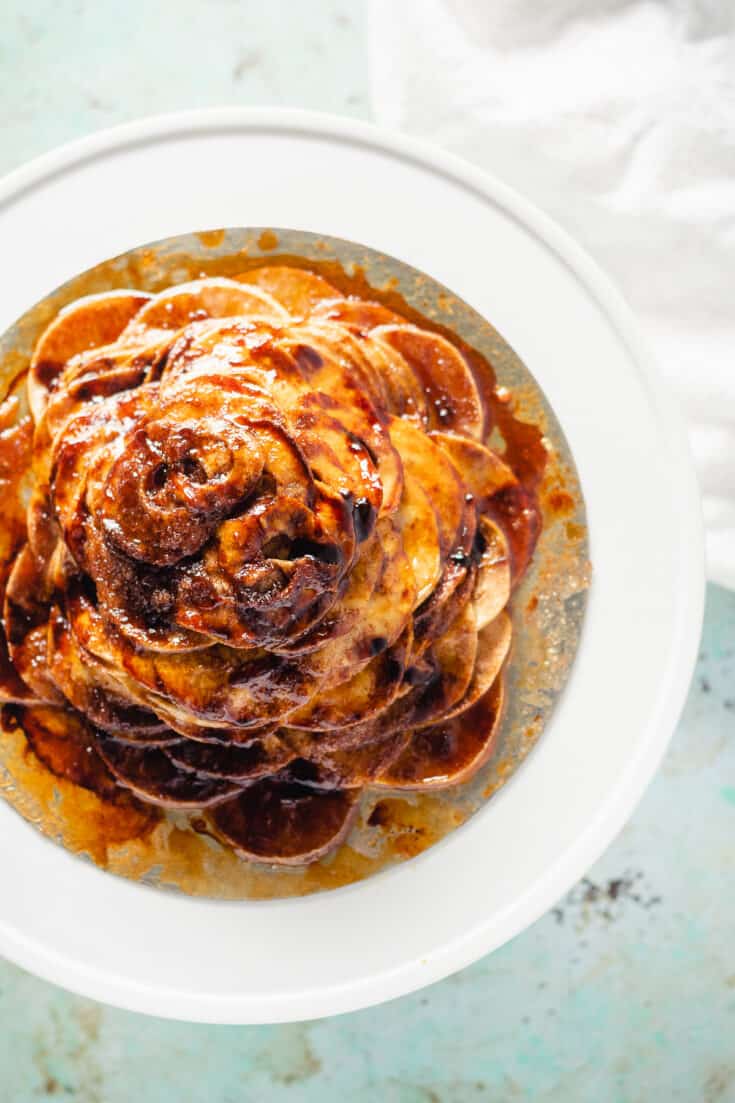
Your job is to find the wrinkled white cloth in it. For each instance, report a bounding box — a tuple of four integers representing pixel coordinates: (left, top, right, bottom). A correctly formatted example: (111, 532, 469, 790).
(368, 0, 735, 589)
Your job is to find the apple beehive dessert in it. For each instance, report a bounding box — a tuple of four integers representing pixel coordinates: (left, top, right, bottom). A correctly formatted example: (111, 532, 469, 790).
(0, 264, 541, 865)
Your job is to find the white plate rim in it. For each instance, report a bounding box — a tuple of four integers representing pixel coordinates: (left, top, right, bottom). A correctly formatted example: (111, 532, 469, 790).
(0, 107, 705, 1022)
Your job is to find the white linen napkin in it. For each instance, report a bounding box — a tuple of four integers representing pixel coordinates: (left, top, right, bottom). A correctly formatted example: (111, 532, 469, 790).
(368, 0, 735, 589)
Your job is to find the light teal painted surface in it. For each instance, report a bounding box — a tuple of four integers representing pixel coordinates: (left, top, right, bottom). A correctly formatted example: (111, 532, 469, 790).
(1, 4, 733, 1098)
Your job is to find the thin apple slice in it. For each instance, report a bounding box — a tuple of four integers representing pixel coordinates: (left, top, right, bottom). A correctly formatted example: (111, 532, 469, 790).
(46, 606, 175, 743)
(376, 678, 504, 790)
(97, 737, 240, 808)
(236, 266, 341, 317)
(166, 734, 292, 781)
(296, 518, 416, 693)
(421, 612, 511, 727)
(372, 324, 485, 439)
(120, 278, 288, 343)
(314, 731, 411, 786)
(307, 599, 477, 753)
(396, 477, 442, 608)
(487, 484, 542, 583)
(3, 545, 61, 703)
(29, 290, 151, 421)
(288, 624, 412, 731)
(365, 331, 431, 424)
(388, 416, 467, 557)
(473, 517, 511, 630)
(22, 705, 120, 798)
(311, 297, 401, 329)
(209, 778, 359, 865)
(431, 431, 516, 508)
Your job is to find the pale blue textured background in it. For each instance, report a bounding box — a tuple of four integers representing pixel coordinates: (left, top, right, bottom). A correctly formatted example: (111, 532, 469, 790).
(1, 3, 733, 1099)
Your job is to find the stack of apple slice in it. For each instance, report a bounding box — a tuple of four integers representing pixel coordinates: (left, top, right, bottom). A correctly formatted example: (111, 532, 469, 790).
(0, 265, 541, 865)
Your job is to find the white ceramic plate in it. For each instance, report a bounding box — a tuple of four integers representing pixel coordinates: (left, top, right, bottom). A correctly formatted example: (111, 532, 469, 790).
(0, 109, 704, 1023)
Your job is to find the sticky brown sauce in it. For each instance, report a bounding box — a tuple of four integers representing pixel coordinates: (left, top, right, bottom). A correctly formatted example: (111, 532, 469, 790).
(256, 229, 280, 251)
(0, 243, 584, 899)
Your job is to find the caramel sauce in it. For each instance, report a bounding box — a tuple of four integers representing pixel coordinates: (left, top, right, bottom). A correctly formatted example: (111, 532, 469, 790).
(0, 707, 155, 868)
(256, 229, 280, 251)
(546, 489, 576, 517)
(0, 242, 584, 899)
(0, 403, 33, 563)
(196, 228, 226, 248)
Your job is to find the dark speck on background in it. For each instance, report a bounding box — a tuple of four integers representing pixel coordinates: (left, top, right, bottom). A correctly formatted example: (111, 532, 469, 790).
(552, 871, 662, 927)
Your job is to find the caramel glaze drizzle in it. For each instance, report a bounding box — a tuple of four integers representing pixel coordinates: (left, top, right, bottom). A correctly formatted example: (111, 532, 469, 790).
(0, 251, 546, 870)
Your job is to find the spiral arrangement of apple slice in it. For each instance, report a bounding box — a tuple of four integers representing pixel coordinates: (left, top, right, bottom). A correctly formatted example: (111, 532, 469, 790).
(1, 265, 541, 865)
